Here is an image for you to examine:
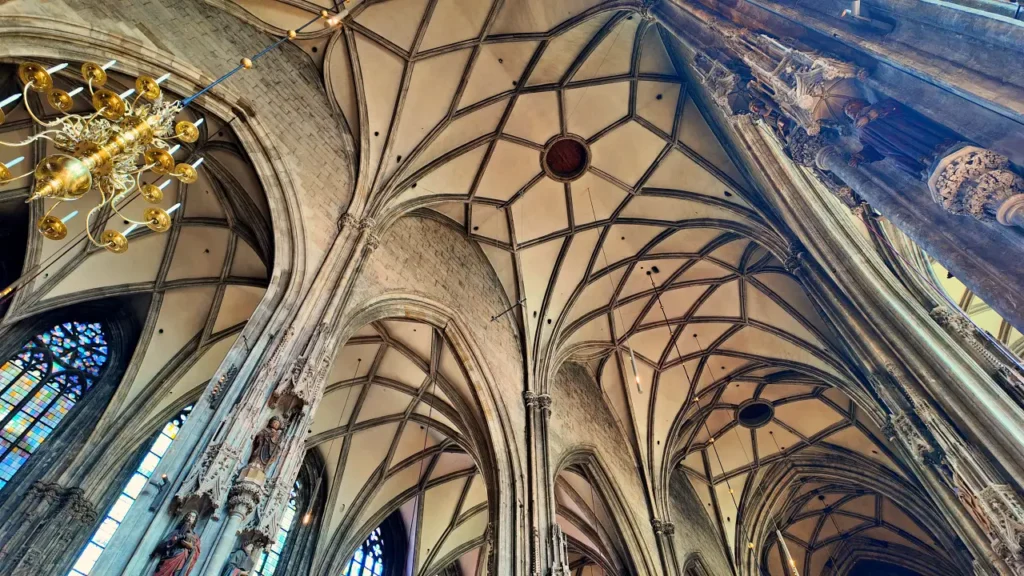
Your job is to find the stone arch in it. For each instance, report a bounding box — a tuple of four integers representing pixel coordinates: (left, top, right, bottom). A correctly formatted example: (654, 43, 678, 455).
(553, 447, 660, 576)
(738, 456, 972, 576)
(0, 16, 311, 575)
(312, 294, 524, 576)
(681, 552, 713, 576)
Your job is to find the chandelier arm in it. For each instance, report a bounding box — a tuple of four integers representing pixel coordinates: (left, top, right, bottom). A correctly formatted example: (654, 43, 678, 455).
(87, 78, 96, 98)
(84, 204, 105, 247)
(2, 171, 35, 184)
(42, 200, 64, 219)
(109, 186, 152, 226)
(22, 83, 64, 128)
(0, 129, 61, 147)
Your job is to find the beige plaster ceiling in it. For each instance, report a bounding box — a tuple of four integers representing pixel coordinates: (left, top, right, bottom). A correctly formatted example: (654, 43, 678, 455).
(222, 0, 953, 572)
(556, 467, 621, 575)
(0, 66, 272, 427)
(310, 319, 488, 575)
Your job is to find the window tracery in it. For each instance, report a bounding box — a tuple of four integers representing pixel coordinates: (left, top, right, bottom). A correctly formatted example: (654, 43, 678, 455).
(0, 321, 109, 490)
(68, 403, 192, 576)
(343, 527, 385, 576)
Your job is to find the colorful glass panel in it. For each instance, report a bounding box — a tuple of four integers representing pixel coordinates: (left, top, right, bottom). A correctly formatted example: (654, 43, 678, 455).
(69, 404, 192, 576)
(343, 527, 384, 576)
(0, 321, 108, 490)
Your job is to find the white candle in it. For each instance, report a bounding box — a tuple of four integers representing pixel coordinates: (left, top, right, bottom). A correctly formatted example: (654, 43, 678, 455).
(46, 63, 69, 74)
(60, 210, 79, 224)
(120, 88, 136, 99)
(124, 223, 138, 236)
(67, 87, 85, 97)
(101, 60, 117, 71)
(168, 145, 181, 155)
(4, 156, 25, 169)
(194, 118, 204, 128)
(0, 93, 21, 108)
(158, 180, 172, 190)
(168, 202, 181, 214)
(190, 158, 205, 169)
(155, 73, 171, 84)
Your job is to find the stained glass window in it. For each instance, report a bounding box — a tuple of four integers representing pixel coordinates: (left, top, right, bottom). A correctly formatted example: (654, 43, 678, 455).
(343, 527, 385, 576)
(68, 404, 192, 576)
(254, 481, 300, 576)
(0, 321, 109, 490)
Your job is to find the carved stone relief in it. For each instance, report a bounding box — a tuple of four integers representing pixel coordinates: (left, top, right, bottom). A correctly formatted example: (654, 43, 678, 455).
(928, 146, 1024, 228)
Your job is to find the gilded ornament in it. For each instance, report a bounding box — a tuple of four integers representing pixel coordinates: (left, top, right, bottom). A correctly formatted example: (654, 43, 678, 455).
(175, 120, 199, 143)
(30, 155, 92, 201)
(145, 207, 172, 233)
(173, 163, 198, 184)
(46, 89, 74, 113)
(91, 88, 126, 121)
(0, 162, 11, 183)
(80, 62, 108, 86)
(36, 215, 68, 241)
(240, 58, 253, 70)
(141, 184, 164, 203)
(287, 30, 297, 39)
(18, 62, 53, 92)
(101, 230, 128, 253)
(145, 149, 176, 174)
(136, 75, 162, 101)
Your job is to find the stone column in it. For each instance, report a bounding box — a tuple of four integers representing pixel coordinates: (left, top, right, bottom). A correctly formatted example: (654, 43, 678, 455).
(0, 482, 97, 576)
(796, 136, 1024, 333)
(651, 519, 679, 576)
(524, 390, 554, 576)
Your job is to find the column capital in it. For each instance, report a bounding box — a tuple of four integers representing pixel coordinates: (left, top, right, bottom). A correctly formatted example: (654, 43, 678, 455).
(784, 128, 838, 169)
(338, 212, 358, 231)
(928, 145, 1024, 229)
(524, 391, 552, 412)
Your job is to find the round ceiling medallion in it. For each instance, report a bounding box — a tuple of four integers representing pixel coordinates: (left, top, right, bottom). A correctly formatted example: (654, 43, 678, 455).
(541, 134, 590, 182)
(736, 400, 774, 429)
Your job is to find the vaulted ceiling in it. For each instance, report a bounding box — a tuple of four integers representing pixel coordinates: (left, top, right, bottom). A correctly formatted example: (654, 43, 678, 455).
(0, 65, 272, 432)
(310, 319, 489, 575)
(223, 0, 960, 573)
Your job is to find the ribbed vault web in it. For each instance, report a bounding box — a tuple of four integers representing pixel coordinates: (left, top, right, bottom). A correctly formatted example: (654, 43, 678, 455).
(310, 320, 489, 575)
(225, 1, 962, 573)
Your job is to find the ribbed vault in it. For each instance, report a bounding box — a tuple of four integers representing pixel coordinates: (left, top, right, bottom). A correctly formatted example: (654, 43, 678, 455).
(0, 64, 272, 432)
(310, 319, 491, 576)
(216, 2, 964, 574)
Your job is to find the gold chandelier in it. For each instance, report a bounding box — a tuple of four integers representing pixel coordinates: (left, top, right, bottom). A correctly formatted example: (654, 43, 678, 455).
(0, 8, 347, 258)
(0, 60, 201, 253)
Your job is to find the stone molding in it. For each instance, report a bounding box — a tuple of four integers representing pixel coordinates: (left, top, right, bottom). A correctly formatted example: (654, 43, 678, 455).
(226, 466, 266, 521)
(928, 146, 1024, 228)
(978, 484, 1024, 574)
(523, 391, 552, 412)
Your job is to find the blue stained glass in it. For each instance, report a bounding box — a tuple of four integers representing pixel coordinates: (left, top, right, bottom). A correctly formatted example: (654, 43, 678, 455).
(0, 322, 109, 491)
(253, 482, 301, 576)
(343, 527, 384, 576)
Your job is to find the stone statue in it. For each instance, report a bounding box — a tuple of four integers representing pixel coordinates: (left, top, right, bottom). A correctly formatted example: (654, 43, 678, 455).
(247, 416, 283, 470)
(153, 510, 201, 576)
(221, 542, 256, 576)
(844, 98, 959, 176)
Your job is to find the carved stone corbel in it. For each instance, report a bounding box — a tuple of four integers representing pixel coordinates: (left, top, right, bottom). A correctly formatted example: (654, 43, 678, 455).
(928, 146, 1024, 229)
(979, 485, 1024, 574)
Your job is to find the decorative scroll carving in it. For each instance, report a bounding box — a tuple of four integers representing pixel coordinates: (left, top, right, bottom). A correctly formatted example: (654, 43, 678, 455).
(928, 146, 1024, 228)
(174, 442, 243, 512)
(785, 128, 835, 169)
(338, 212, 358, 230)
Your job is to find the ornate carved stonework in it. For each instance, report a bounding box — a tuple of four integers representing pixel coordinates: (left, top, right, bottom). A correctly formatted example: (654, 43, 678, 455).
(523, 391, 552, 413)
(928, 146, 1024, 228)
(692, 52, 752, 116)
(210, 365, 238, 404)
(551, 524, 571, 576)
(338, 212, 358, 230)
(979, 485, 1024, 573)
(227, 466, 267, 520)
(175, 442, 243, 511)
(785, 128, 835, 168)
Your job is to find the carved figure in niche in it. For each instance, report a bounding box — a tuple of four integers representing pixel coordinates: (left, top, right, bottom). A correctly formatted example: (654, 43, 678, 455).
(247, 416, 283, 470)
(844, 98, 959, 176)
(221, 542, 256, 576)
(153, 510, 201, 576)
(749, 98, 792, 140)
